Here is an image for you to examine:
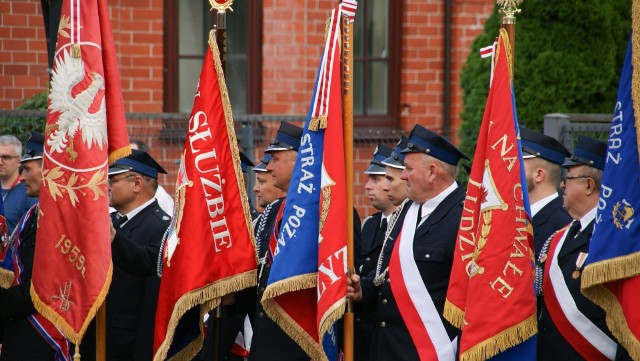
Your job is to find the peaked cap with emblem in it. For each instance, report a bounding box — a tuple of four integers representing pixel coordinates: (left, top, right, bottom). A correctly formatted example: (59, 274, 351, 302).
(108, 149, 167, 179)
(519, 127, 570, 165)
(365, 144, 394, 175)
(265, 121, 304, 153)
(253, 153, 272, 173)
(401, 124, 469, 165)
(562, 135, 607, 170)
(21, 131, 45, 163)
(382, 136, 410, 170)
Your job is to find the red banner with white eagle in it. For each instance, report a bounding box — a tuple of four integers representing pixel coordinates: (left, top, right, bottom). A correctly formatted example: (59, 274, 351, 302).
(152, 30, 258, 361)
(31, 0, 130, 349)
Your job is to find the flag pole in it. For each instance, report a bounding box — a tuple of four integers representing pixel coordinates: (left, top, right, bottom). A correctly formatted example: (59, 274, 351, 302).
(498, 0, 521, 70)
(341, 8, 355, 361)
(209, 2, 233, 361)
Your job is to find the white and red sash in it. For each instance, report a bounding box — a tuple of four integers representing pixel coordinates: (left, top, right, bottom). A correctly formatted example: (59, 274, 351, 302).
(543, 227, 616, 360)
(9, 206, 72, 361)
(388, 203, 455, 361)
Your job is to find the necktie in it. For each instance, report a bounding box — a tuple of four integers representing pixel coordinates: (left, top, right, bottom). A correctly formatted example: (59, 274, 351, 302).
(113, 215, 128, 229)
(416, 203, 423, 227)
(566, 220, 581, 239)
(376, 218, 388, 243)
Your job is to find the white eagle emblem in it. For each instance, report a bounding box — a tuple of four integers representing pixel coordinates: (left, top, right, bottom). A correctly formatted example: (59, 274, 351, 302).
(48, 48, 107, 160)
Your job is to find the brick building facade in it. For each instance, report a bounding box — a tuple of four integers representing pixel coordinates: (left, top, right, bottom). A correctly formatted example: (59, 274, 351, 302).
(0, 0, 494, 216)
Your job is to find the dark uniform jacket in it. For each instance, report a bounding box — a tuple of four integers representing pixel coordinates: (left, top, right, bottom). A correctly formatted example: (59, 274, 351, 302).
(0, 206, 57, 360)
(355, 211, 384, 361)
(82, 200, 170, 361)
(367, 186, 464, 361)
(532, 195, 571, 260)
(248, 198, 309, 361)
(537, 220, 630, 361)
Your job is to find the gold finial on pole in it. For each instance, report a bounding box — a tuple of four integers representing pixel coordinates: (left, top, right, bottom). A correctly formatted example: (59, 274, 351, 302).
(497, 0, 522, 24)
(209, 0, 234, 13)
(497, 0, 521, 74)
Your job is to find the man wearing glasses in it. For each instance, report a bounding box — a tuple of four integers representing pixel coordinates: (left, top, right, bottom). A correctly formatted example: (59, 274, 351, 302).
(536, 135, 630, 360)
(0, 135, 37, 232)
(83, 149, 171, 360)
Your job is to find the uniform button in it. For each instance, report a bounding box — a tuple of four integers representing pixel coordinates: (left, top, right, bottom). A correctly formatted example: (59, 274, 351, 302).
(380, 322, 386, 328)
(356, 318, 361, 322)
(382, 299, 388, 305)
(260, 287, 265, 292)
(425, 254, 430, 259)
(259, 312, 264, 317)
(365, 257, 371, 262)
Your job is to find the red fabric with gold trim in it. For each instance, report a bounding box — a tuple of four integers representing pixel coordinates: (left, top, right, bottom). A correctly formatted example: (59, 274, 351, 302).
(153, 31, 257, 361)
(31, 0, 129, 345)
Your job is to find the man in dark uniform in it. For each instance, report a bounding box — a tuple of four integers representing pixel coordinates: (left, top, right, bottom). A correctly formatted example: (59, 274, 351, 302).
(0, 132, 69, 360)
(83, 149, 171, 361)
(355, 144, 396, 361)
(249, 121, 309, 361)
(519, 127, 572, 259)
(537, 136, 630, 360)
(349, 125, 468, 361)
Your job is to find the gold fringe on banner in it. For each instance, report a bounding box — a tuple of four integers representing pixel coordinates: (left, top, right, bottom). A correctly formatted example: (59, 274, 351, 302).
(155, 30, 260, 361)
(261, 273, 325, 361)
(154, 270, 257, 361)
(633, 0, 640, 154)
(108, 145, 131, 166)
(581, 282, 640, 361)
(460, 315, 537, 361)
(30, 262, 113, 350)
(443, 300, 465, 329)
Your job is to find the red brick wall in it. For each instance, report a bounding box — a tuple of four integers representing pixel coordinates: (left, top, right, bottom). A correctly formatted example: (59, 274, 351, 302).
(0, 1, 48, 109)
(0, 0, 495, 217)
(0, 0, 163, 113)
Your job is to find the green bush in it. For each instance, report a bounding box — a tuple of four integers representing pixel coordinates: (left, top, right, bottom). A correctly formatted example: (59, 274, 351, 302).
(1, 92, 47, 144)
(459, 0, 631, 159)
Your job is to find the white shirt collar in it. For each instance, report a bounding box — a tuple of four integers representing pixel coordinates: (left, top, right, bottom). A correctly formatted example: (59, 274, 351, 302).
(418, 181, 457, 223)
(577, 207, 597, 231)
(117, 197, 156, 226)
(530, 193, 558, 217)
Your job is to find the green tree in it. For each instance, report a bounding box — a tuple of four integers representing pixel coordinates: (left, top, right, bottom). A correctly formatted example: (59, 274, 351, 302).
(459, 0, 631, 158)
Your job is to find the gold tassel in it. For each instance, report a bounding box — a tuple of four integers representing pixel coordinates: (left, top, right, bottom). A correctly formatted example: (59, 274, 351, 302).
(308, 115, 328, 131)
(71, 43, 81, 58)
(0, 269, 15, 289)
(73, 340, 81, 360)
